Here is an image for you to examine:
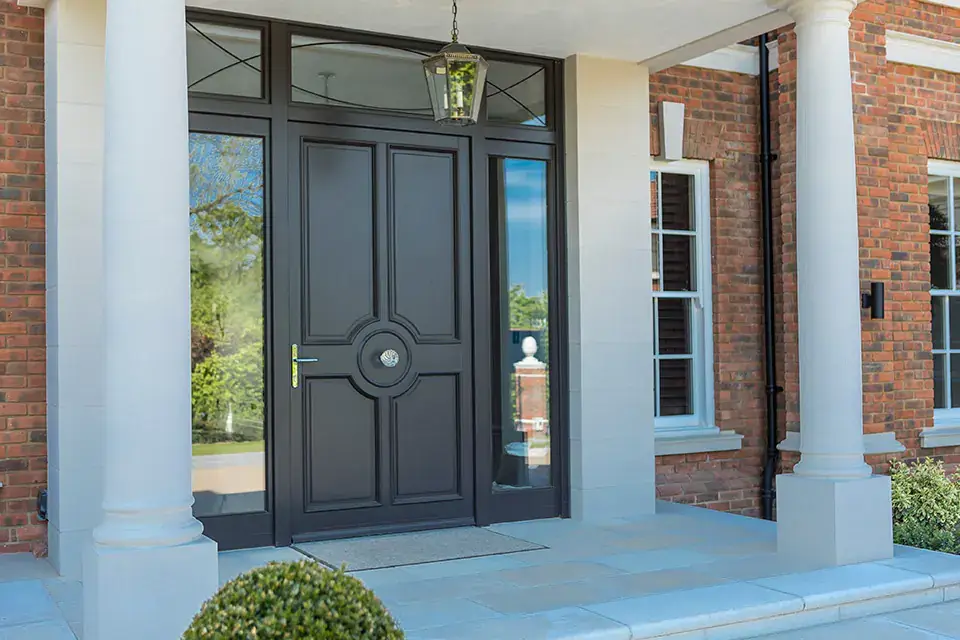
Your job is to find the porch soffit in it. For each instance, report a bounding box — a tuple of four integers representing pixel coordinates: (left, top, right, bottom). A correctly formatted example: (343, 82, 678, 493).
(187, 0, 791, 65)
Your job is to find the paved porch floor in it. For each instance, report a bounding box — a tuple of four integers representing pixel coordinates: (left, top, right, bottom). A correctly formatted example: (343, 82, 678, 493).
(3, 503, 960, 639)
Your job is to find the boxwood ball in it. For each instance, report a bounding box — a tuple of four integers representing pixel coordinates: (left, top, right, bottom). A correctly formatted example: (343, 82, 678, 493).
(183, 560, 405, 639)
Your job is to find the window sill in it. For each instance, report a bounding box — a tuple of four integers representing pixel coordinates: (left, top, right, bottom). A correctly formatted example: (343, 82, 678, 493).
(922, 420, 960, 449)
(654, 430, 743, 456)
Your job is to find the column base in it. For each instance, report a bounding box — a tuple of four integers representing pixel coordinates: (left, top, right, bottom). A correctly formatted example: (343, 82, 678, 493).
(83, 536, 219, 640)
(776, 474, 892, 566)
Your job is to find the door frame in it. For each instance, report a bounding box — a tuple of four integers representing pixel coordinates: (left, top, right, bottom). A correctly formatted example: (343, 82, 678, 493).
(188, 112, 276, 551)
(187, 10, 569, 549)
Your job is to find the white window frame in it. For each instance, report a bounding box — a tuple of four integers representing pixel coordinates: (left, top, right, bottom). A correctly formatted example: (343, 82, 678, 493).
(926, 159, 960, 447)
(650, 160, 739, 454)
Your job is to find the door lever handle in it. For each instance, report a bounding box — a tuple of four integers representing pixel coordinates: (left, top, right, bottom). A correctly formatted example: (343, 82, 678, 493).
(291, 344, 318, 389)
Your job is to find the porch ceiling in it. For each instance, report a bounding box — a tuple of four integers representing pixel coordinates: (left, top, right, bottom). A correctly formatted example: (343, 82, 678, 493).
(187, 0, 791, 67)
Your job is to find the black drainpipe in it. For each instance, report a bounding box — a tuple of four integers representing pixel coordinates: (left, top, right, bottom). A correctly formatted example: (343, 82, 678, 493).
(758, 32, 783, 521)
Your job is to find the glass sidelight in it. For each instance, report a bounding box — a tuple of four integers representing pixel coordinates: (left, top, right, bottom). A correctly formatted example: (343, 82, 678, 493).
(188, 131, 267, 518)
(491, 157, 552, 491)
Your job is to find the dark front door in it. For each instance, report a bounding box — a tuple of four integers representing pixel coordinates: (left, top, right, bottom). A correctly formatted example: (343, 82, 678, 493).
(285, 123, 475, 539)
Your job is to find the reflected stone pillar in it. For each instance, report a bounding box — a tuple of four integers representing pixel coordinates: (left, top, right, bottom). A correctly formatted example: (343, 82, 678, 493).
(83, 0, 219, 638)
(771, 0, 892, 566)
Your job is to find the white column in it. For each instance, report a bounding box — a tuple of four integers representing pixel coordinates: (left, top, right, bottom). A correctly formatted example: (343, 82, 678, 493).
(565, 56, 655, 521)
(772, 0, 892, 565)
(83, 0, 218, 638)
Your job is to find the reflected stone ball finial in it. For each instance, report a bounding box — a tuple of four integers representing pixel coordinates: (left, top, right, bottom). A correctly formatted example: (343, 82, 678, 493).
(522, 336, 538, 358)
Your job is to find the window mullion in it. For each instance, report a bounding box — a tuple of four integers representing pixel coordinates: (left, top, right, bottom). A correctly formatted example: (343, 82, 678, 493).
(951, 178, 957, 290)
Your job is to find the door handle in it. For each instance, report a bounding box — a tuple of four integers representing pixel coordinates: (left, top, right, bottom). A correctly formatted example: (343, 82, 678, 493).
(291, 344, 318, 389)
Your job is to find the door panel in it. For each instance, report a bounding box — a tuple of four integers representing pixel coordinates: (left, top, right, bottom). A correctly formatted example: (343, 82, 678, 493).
(393, 374, 461, 502)
(286, 123, 474, 538)
(304, 377, 379, 512)
(390, 149, 458, 342)
(303, 142, 378, 343)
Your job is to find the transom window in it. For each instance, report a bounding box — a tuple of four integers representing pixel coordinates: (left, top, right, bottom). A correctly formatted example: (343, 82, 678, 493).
(650, 160, 715, 436)
(929, 160, 960, 419)
(184, 20, 549, 127)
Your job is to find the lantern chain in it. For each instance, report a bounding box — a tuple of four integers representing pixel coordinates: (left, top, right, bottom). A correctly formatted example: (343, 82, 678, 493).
(451, 0, 459, 43)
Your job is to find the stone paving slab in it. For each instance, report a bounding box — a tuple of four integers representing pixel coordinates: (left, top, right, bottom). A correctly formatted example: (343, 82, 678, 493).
(2, 504, 960, 639)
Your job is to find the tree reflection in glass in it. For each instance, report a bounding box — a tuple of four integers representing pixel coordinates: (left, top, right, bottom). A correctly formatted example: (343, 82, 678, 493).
(189, 133, 266, 517)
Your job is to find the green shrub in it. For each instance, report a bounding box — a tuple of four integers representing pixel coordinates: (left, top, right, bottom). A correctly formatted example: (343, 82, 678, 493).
(894, 518, 960, 555)
(183, 560, 404, 640)
(890, 458, 960, 530)
(890, 458, 960, 554)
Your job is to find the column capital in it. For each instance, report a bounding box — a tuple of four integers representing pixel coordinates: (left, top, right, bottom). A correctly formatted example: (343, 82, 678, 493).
(769, 0, 859, 25)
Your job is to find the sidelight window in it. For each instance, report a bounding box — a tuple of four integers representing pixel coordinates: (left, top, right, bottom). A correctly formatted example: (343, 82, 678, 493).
(491, 156, 552, 491)
(650, 161, 715, 436)
(189, 131, 267, 517)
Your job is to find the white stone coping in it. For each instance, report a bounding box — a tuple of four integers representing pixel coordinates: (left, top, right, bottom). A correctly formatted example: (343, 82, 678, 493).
(921, 422, 960, 449)
(778, 431, 905, 455)
(886, 30, 960, 75)
(682, 42, 779, 76)
(655, 429, 743, 456)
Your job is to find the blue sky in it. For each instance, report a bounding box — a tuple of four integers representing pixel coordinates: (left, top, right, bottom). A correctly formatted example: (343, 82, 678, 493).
(503, 158, 548, 296)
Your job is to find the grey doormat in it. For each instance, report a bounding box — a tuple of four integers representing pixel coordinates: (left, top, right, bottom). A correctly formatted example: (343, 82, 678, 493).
(294, 527, 545, 571)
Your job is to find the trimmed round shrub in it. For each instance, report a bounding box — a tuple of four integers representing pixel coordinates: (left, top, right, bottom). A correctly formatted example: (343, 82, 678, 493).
(183, 560, 404, 639)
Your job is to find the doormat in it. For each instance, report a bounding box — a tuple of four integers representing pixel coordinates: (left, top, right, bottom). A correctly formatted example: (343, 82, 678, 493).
(293, 527, 545, 571)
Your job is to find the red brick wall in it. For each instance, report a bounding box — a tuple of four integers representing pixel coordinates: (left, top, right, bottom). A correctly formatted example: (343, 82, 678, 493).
(652, 0, 960, 513)
(0, 0, 46, 555)
(881, 0, 960, 470)
(650, 66, 768, 515)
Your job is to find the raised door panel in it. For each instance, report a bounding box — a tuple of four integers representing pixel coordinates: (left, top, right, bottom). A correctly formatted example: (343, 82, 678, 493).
(392, 374, 461, 503)
(389, 148, 458, 342)
(304, 378, 379, 512)
(303, 141, 377, 343)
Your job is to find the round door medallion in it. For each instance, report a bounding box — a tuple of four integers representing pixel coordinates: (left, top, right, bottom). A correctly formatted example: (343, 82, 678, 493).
(380, 349, 400, 368)
(358, 331, 411, 388)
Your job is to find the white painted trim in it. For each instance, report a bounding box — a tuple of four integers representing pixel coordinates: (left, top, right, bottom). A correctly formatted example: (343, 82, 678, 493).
(655, 430, 743, 456)
(651, 159, 716, 438)
(886, 31, 960, 75)
(778, 431, 905, 454)
(929, 159, 960, 178)
(920, 0, 960, 9)
(17, 0, 46, 7)
(682, 42, 779, 76)
(643, 10, 792, 73)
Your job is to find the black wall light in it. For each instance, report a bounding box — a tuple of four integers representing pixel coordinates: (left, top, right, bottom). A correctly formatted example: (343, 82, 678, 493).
(862, 282, 885, 320)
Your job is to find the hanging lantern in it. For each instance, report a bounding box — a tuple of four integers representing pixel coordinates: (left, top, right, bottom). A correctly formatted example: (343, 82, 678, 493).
(423, 0, 488, 126)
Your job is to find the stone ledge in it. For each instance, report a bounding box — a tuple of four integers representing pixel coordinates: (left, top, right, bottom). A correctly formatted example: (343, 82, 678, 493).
(778, 431, 905, 455)
(921, 423, 960, 449)
(654, 430, 743, 456)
